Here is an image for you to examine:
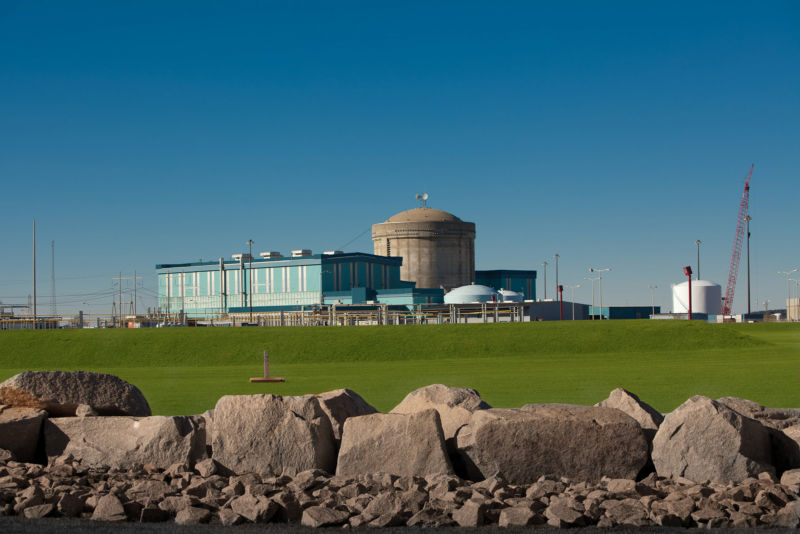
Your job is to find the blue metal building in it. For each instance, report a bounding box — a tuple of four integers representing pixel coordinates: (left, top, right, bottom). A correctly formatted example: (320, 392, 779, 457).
(157, 251, 443, 317)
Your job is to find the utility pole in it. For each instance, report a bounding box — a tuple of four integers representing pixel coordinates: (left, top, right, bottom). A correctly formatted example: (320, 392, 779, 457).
(50, 240, 56, 316)
(32, 220, 37, 321)
(695, 240, 701, 280)
(554, 254, 560, 301)
(542, 261, 548, 300)
(649, 285, 658, 317)
(247, 239, 254, 323)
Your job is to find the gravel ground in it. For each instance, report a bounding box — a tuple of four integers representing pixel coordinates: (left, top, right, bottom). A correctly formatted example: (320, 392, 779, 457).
(1, 519, 798, 534)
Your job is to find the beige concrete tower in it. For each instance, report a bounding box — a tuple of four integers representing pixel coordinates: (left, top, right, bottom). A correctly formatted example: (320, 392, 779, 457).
(372, 207, 475, 290)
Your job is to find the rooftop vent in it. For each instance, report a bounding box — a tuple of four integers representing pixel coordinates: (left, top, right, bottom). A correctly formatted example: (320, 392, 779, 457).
(232, 253, 253, 261)
(291, 249, 312, 257)
(323, 250, 344, 255)
(259, 251, 283, 259)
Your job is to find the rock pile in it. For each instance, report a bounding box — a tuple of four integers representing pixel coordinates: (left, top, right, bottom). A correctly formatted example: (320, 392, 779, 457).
(3, 457, 800, 527)
(2, 371, 800, 527)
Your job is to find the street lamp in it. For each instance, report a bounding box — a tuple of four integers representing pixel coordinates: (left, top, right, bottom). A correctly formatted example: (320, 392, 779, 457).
(542, 261, 548, 300)
(589, 268, 611, 320)
(648, 285, 658, 317)
(584, 277, 599, 320)
(564, 284, 580, 320)
(246, 239, 254, 323)
(695, 240, 701, 280)
(554, 254, 560, 300)
(778, 269, 799, 322)
(745, 216, 752, 315)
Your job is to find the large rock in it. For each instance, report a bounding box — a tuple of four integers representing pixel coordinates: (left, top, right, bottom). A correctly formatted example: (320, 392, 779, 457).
(301, 389, 377, 442)
(0, 405, 47, 462)
(0, 371, 151, 417)
(652, 395, 774, 483)
(44, 415, 206, 469)
(390, 384, 490, 444)
(455, 405, 648, 484)
(211, 394, 335, 477)
(717, 397, 800, 430)
(336, 409, 454, 477)
(595, 388, 663, 439)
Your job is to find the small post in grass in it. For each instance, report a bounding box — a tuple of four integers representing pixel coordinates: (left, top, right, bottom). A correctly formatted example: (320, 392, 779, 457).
(250, 350, 285, 383)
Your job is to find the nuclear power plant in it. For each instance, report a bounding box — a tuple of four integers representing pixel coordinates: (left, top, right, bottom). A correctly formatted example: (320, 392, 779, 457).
(371, 206, 476, 291)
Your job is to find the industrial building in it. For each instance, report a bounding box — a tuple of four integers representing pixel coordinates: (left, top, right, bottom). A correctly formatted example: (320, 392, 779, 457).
(156, 251, 443, 318)
(372, 207, 475, 290)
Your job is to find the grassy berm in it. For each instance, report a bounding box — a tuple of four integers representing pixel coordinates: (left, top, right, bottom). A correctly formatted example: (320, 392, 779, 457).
(0, 320, 798, 415)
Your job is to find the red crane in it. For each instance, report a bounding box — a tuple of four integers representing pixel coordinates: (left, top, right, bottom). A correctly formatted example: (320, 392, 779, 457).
(722, 164, 754, 316)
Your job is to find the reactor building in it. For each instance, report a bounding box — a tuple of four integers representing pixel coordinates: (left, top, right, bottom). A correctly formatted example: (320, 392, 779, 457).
(372, 205, 476, 291)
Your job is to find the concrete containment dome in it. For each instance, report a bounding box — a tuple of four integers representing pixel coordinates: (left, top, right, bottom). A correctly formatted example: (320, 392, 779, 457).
(386, 208, 463, 223)
(672, 280, 722, 315)
(373, 206, 476, 290)
(444, 284, 498, 304)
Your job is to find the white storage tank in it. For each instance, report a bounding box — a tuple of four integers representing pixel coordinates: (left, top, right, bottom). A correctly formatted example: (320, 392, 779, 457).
(444, 284, 499, 304)
(499, 289, 524, 303)
(672, 280, 722, 315)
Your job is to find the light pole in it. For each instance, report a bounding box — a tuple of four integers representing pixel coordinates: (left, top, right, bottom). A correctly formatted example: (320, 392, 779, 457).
(584, 277, 598, 320)
(648, 285, 658, 317)
(695, 240, 701, 280)
(554, 254, 560, 300)
(745, 216, 752, 315)
(565, 284, 580, 320)
(589, 268, 610, 320)
(247, 239, 254, 323)
(542, 261, 548, 300)
(778, 269, 798, 321)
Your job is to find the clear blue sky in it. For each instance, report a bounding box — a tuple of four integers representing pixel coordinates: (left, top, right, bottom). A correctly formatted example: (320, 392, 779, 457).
(1, 1, 798, 315)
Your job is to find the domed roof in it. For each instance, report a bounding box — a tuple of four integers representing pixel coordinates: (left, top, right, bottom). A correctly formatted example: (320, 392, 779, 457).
(444, 284, 498, 304)
(386, 207, 463, 223)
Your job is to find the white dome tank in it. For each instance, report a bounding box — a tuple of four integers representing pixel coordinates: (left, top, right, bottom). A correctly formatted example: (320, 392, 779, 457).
(444, 284, 499, 304)
(672, 280, 722, 315)
(499, 289, 524, 302)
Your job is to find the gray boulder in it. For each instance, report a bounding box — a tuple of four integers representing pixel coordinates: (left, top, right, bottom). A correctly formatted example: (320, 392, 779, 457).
(595, 388, 663, 439)
(0, 405, 47, 462)
(652, 395, 774, 483)
(455, 404, 648, 484)
(717, 397, 800, 430)
(390, 384, 490, 445)
(211, 394, 336, 477)
(302, 389, 377, 442)
(336, 409, 454, 477)
(44, 415, 206, 469)
(0, 371, 150, 416)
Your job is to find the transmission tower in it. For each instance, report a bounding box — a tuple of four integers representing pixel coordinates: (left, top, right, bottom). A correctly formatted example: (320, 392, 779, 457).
(722, 164, 754, 316)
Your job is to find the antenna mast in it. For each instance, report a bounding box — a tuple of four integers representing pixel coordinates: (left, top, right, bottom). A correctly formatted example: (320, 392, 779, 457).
(722, 164, 753, 316)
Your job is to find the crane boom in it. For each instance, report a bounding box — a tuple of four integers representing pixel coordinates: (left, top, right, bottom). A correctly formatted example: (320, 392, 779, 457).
(722, 164, 754, 316)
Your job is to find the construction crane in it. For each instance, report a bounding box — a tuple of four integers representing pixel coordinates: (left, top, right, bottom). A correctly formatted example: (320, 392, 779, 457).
(722, 164, 754, 316)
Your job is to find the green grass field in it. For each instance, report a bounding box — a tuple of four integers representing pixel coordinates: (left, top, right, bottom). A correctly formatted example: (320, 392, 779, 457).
(1, 321, 798, 415)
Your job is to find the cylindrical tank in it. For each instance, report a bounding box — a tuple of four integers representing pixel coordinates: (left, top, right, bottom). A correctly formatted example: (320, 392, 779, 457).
(372, 207, 475, 290)
(444, 284, 498, 304)
(672, 280, 722, 315)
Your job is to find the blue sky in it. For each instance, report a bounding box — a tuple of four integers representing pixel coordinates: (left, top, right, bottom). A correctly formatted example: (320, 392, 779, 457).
(1, 1, 798, 315)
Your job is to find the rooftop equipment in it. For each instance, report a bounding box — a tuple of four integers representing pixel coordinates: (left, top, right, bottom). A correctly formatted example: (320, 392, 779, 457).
(291, 249, 312, 257)
(259, 251, 283, 259)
